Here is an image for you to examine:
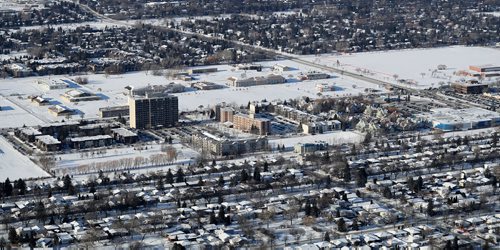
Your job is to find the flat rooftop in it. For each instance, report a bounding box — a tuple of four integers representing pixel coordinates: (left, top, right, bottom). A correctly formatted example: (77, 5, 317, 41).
(425, 108, 500, 124)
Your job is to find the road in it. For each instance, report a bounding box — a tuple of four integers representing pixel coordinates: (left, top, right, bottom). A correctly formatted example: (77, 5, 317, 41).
(71, 0, 486, 111)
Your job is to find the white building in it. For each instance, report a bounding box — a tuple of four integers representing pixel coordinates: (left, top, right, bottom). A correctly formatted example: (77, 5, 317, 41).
(37, 79, 69, 91)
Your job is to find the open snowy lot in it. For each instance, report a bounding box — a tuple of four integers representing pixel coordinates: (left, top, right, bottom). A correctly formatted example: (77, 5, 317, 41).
(0, 136, 49, 180)
(0, 95, 47, 128)
(303, 46, 500, 89)
(55, 142, 200, 176)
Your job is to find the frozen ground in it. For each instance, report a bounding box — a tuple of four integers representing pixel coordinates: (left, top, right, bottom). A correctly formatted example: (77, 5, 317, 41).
(270, 131, 364, 148)
(0, 95, 47, 128)
(0, 136, 49, 180)
(302, 46, 500, 89)
(55, 142, 200, 176)
(0, 59, 384, 128)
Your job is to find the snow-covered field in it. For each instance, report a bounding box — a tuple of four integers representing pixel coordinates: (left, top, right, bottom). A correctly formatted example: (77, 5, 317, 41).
(0, 59, 383, 128)
(270, 131, 364, 148)
(55, 142, 199, 176)
(0, 0, 45, 12)
(303, 46, 500, 89)
(0, 96, 47, 128)
(0, 136, 49, 180)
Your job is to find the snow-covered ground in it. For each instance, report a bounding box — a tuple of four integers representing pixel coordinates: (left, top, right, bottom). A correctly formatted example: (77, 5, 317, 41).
(14, 21, 124, 32)
(302, 46, 500, 89)
(480, 11, 500, 17)
(55, 142, 199, 176)
(0, 0, 45, 12)
(0, 136, 49, 180)
(270, 131, 364, 148)
(0, 51, 29, 60)
(0, 95, 47, 128)
(0, 59, 384, 128)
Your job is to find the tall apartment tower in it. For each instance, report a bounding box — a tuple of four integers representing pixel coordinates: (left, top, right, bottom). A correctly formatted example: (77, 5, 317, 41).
(128, 93, 178, 129)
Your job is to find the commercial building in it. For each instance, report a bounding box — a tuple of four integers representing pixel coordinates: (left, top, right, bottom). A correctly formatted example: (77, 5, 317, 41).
(469, 64, 500, 73)
(298, 71, 330, 81)
(187, 68, 218, 74)
(29, 96, 50, 106)
(191, 131, 268, 156)
(235, 64, 262, 71)
(273, 64, 292, 73)
(99, 106, 130, 118)
(37, 79, 69, 91)
(421, 108, 500, 131)
(128, 93, 179, 129)
(192, 82, 224, 90)
(294, 141, 329, 155)
(48, 105, 74, 117)
(316, 83, 337, 92)
(451, 80, 489, 94)
(227, 74, 286, 87)
(61, 89, 101, 102)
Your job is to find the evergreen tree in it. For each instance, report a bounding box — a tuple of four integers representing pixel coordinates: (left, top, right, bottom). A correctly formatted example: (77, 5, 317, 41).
(209, 211, 216, 224)
(342, 163, 351, 182)
(426, 200, 435, 216)
(28, 234, 35, 249)
(324, 232, 330, 242)
(0, 237, 6, 250)
(176, 168, 184, 183)
(382, 186, 393, 199)
(166, 169, 174, 184)
(253, 166, 261, 182)
(63, 175, 72, 190)
(337, 218, 347, 232)
(352, 219, 359, 230)
(356, 168, 368, 187)
(15, 179, 26, 195)
(218, 175, 224, 187)
(263, 161, 269, 172)
(35, 201, 46, 223)
(218, 206, 226, 224)
(417, 176, 424, 192)
(4, 178, 13, 197)
(240, 169, 249, 182)
(304, 201, 311, 216)
(8, 228, 18, 245)
(452, 236, 459, 250)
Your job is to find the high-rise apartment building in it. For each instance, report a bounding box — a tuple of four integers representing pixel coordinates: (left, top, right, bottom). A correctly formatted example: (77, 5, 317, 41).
(128, 93, 178, 129)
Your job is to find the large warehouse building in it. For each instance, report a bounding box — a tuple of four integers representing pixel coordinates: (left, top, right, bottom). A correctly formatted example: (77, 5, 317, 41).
(420, 108, 500, 131)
